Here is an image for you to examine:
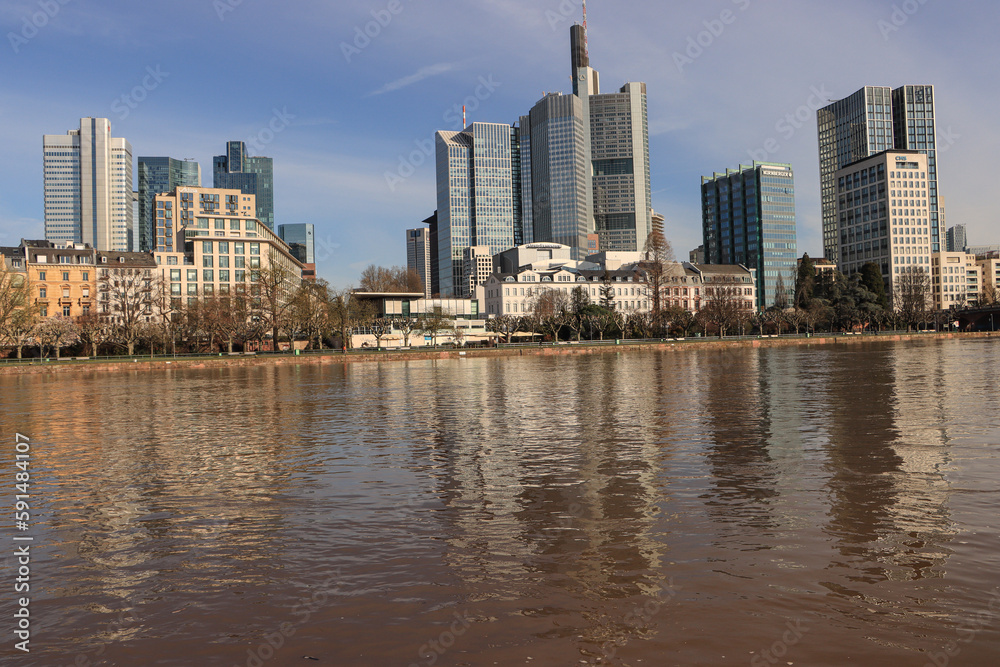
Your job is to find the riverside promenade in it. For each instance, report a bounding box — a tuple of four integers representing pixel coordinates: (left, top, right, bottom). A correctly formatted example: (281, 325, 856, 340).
(0, 331, 994, 376)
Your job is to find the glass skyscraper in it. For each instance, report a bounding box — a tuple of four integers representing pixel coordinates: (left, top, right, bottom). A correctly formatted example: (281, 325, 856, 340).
(43, 118, 133, 251)
(702, 162, 797, 310)
(138, 157, 201, 251)
(213, 141, 274, 229)
(818, 85, 940, 263)
(435, 122, 519, 296)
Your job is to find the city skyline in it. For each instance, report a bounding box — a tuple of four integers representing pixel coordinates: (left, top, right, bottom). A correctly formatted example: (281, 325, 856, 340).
(2, 1, 999, 287)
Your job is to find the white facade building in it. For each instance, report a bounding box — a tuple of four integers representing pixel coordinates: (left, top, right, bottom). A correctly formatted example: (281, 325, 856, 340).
(835, 150, 932, 298)
(44, 118, 133, 251)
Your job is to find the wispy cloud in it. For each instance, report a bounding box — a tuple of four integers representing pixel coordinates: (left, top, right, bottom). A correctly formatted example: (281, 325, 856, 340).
(367, 62, 459, 97)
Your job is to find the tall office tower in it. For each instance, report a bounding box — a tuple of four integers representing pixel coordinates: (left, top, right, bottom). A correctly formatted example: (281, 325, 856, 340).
(701, 162, 797, 310)
(278, 223, 316, 280)
(590, 82, 651, 252)
(891, 86, 940, 252)
(834, 150, 930, 296)
(435, 122, 518, 296)
(818, 84, 941, 262)
(406, 227, 432, 298)
(138, 157, 201, 251)
(423, 212, 439, 297)
(517, 117, 534, 246)
(43, 118, 133, 251)
(946, 224, 967, 253)
(131, 191, 139, 251)
(526, 92, 593, 260)
(213, 141, 274, 229)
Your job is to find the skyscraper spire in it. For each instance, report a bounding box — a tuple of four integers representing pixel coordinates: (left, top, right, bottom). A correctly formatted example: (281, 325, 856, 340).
(583, 0, 589, 59)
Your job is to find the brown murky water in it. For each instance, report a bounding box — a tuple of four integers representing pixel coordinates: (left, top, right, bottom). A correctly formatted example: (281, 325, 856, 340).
(2, 338, 1000, 666)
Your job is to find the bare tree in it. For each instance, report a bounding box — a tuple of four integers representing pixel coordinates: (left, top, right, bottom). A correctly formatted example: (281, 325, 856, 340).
(0, 262, 31, 350)
(530, 288, 570, 341)
(98, 265, 157, 355)
(255, 264, 299, 351)
(641, 230, 675, 317)
(485, 314, 519, 344)
(893, 266, 932, 331)
(35, 316, 79, 359)
(699, 276, 746, 337)
(4, 308, 37, 359)
(418, 308, 449, 348)
(328, 288, 372, 351)
(358, 265, 424, 293)
(394, 317, 419, 347)
(76, 313, 111, 357)
(288, 280, 332, 350)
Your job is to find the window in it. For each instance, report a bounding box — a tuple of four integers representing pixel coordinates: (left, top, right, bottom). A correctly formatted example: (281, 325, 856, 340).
(247, 220, 257, 232)
(38, 271, 46, 281)
(187, 284, 197, 295)
(171, 283, 181, 296)
(62, 271, 70, 281)
(39, 287, 46, 298)
(203, 256, 214, 268)
(82, 271, 89, 281)
(82, 287, 89, 298)
(63, 306, 71, 317)
(170, 269, 181, 281)
(250, 257, 260, 269)
(230, 219, 241, 230)
(215, 219, 225, 230)
(235, 257, 245, 269)
(187, 269, 198, 282)
(235, 270, 246, 282)
(202, 241, 213, 254)
(63, 288, 70, 298)
(218, 256, 229, 268)
(234, 242, 245, 255)
(250, 243, 260, 255)
(167, 256, 178, 265)
(219, 270, 230, 282)
(39, 305, 47, 317)
(203, 270, 214, 282)
(203, 284, 214, 296)
(218, 241, 229, 254)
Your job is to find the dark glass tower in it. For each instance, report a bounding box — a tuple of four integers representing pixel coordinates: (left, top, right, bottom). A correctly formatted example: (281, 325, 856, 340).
(213, 141, 274, 229)
(818, 84, 940, 263)
(702, 162, 797, 310)
(137, 157, 201, 252)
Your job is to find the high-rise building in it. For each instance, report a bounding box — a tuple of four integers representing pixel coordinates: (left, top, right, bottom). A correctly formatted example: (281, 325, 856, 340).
(406, 227, 432, 298)
(818, 85, 941, 263)
(435, 122, 519, 296)
(946, 224, 967, 253)
(701, 161, 797, 310)
(138, 157, 201, 252)
(834, 150, 931, 297)
(278, 223, 315, 281)
(590, 81, 651, 252)
(462, 246, 493, 299)
(213, 141, 274, 229)
(43, 118, 133, 251)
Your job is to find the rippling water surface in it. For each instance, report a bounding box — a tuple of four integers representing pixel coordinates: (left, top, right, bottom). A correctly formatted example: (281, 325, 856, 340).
(2, 338, 1000, 666)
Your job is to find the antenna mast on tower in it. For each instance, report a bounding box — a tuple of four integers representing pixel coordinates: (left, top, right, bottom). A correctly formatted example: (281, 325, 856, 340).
(583, 0, 589, 58)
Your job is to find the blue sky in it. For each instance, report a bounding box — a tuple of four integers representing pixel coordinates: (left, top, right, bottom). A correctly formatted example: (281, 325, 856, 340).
(1, 0, 997, 286)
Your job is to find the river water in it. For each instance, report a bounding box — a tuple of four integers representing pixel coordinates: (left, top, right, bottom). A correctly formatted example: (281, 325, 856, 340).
(1, 338, 999, 666)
